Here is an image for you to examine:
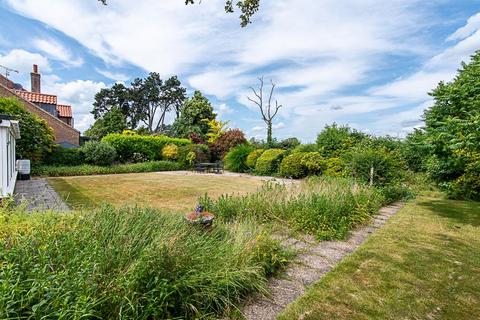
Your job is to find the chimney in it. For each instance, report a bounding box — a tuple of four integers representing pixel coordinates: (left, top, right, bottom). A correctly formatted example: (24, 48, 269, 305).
(31, 64, 41, 93)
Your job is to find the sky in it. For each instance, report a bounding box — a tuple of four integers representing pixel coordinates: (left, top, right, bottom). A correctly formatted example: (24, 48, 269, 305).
(0, 0, 479, 142)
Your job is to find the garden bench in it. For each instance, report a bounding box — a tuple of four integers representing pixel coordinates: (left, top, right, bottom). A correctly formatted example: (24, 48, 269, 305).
(194, 162, 223, 174)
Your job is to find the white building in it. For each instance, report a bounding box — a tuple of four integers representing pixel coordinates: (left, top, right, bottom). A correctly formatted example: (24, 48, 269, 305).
(0, 115, 20, 198)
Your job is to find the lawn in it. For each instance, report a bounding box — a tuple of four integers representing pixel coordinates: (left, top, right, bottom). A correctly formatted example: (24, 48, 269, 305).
(278, 192, 480, 320)
(47, 171, 267, 211)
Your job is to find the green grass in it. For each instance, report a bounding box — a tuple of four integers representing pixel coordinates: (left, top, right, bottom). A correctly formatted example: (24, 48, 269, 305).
(278, 192, 480, 319)
(32, 160, 182, 177)
(0, 205, 289, 319)
(47, 172, 265, 211)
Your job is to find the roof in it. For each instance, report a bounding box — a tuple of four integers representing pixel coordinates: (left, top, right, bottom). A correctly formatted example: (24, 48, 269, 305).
(13, 90, 57, 105)
(57, 104, 72, 118)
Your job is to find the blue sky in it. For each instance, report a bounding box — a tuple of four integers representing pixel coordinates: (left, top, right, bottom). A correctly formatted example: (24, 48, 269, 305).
(1, 0, 479, 141)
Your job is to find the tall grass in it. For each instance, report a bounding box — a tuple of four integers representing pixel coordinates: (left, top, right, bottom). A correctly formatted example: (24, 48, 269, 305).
(201, 176, 385, 240)
(0, 205, 288, 319)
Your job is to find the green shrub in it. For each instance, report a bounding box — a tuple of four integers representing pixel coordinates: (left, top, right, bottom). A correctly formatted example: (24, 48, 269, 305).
(224, 144, 255, 173)
(202, 176, 384, 240)
(292, 144, 318, 153)
(102, 133, 190, 162)
(44, 146, 85, 166)
(378, 183, 414, 204)
(178, 144, 210, 168)
(323, 157, 343, 176)
(449, 157, 480, 200)
(246, 149, 265, 168)
(300, 152, 325, 175)
(279, 153, 307, 178)
(0, 97, 55, 164)
(343, 147, 405, 186)
(161, 144, 179, 160)
(0, 206, 288, 319)
(32, 161, 182, 177)
(82, 141, 117, 166)
(255, 149, 286, 175)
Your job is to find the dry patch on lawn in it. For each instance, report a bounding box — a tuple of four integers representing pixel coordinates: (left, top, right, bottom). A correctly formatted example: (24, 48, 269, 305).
(48, 171, 269, 212)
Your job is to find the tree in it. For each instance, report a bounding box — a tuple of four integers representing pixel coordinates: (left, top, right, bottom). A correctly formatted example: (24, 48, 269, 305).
(0, 97, 54, 164)
(248, 77, 282, 146)
(316, 124, 366, 158)
(99, 0, 261, 27)
(422, 50, 480, 199)
(131, 73, 187, 133)
(172, 91, 216, 139)
(84, 107, 127, 140)
(92, 83, 141, 129)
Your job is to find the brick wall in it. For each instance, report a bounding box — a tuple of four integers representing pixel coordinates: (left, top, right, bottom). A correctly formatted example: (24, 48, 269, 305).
(0, 84, 80, 146)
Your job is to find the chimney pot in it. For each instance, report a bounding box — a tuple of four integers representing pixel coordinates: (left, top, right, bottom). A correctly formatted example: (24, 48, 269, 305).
(33, 64, 38, 74)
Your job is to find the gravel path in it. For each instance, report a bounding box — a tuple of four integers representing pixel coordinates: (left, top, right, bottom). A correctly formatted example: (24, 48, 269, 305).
(14, 178, 70, 211)
(241, 202, 404, 320)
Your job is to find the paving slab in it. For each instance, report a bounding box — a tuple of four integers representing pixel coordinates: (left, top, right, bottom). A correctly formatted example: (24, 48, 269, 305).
(14, 178, 70, 211)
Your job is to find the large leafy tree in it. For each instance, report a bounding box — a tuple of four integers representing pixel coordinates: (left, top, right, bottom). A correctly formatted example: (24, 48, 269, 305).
(172, 91, 216, 139)
(0, 97, 54, 164)
(131, 73, 187, 133)
(84, 107, 128, 140)
(92, 83, 141, 129)
(316, 124, 367, 158)
(423, 50, 480, 199)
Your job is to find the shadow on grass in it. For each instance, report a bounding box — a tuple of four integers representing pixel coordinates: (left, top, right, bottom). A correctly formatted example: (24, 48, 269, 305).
(47, 178, 96, 210)
(416, 198, 480, 227)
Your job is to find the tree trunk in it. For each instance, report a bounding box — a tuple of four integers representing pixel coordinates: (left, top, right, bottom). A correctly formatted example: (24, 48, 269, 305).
(267, 121, 273, 146)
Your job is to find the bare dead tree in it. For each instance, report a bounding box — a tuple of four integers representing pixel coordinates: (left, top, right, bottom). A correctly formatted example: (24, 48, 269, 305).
(248, 77, 282, 146)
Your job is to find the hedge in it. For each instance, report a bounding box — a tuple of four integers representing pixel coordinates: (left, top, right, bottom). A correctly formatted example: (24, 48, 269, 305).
(44, 146, 85, 166)
(246, 149, 265, 168)
(32, 161, 183, 177)
(255, 149, 286, 175)
(102, 134, 190, 162)
(279, 153, 308, 178)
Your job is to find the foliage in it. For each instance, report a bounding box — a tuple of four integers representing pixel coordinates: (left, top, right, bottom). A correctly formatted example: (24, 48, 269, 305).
(316, 123, 366, 158)
(279, 153, 308, 178)
(81, 141, 117, 166)
(130, 73, 187, 132)
(186, 0, 260, 27)
(0, 97, 54, 164)
(292, 143, 318, 153)
(172, 91, 216, 139)
(246, 149, 265, 168)
(421, 50, 480, 199)
(131, 152, 148, 163)
(161, 144, 179, 161)
(32, 161, 182, 177)
(201, 177, 384, 240)
(300, 152, 326, 175)
(343, 147, 405, 186)
(188, 132, 206, 144)
(401, 129, 431, 172)
(255, 148, 286, 175)
(210, 129, 248, 160)
(279, 137, 301, 149)
(0, 206, 287, 319)
(177, 144, 210, 168)
(323, 157, 343, 177)
(224, 144, 255, 173)
(205, 119, 229, 143)
(84, 107, 127, 140)
(102, 133, 190, 162)
(44, 146, 85, 166)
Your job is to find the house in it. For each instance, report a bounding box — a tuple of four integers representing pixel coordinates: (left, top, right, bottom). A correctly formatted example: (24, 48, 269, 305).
(0, 114, 20, 198)
(0, 65, 80, 147)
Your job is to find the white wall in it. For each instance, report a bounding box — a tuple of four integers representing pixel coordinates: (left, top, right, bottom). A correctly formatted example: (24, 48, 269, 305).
(0, 121, 18, 198)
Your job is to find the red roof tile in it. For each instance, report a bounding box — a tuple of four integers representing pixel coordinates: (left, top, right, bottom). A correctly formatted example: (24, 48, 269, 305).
(13, 90, 57, 105)
(57, 104, 72, 118)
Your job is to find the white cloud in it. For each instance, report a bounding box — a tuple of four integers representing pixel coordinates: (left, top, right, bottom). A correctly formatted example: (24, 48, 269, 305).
(0, 49, 50, 74)
(5, 0, 480, 139)
(42, 78, 106, 133)
(33, 38, 83, 67)
(95, 68, 130, 82)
